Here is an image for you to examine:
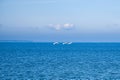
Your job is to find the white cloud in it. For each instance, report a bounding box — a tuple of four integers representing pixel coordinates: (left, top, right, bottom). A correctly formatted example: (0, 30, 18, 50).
(63, 23, 74, 29)
(48, 23, 75, 30)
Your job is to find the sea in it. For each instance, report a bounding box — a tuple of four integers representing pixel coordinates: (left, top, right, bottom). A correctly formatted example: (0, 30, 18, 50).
(0, 42, 120, 80)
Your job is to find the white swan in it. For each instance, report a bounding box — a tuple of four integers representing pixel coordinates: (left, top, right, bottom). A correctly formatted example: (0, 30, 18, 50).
(53, 42, 59, 45)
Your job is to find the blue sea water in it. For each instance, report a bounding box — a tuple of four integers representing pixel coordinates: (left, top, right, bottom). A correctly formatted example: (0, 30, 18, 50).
(0, 42, 120, 80)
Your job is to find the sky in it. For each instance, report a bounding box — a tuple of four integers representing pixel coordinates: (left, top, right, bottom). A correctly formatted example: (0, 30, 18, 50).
(0, 0, 120, 42)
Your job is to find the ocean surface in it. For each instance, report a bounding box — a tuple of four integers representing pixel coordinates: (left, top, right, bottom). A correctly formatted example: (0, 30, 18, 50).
(0, 42, 120, 80)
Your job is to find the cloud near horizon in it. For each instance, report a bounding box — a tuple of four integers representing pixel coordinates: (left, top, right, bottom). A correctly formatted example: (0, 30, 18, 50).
(48, 23, 75, 30)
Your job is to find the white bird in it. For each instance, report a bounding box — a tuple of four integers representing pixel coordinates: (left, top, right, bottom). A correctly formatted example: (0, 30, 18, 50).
(68, 42, 72, 44)
(53, 42, 59, 45)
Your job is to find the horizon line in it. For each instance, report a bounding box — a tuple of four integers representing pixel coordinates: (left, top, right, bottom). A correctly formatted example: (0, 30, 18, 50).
(0, 40, 120, 43)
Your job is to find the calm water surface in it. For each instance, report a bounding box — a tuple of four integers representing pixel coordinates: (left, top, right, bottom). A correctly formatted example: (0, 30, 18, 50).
(0, 42, 120, 80)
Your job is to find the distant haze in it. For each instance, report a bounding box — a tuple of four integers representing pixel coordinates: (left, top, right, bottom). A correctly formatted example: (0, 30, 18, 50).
(0, 0, 120, 42)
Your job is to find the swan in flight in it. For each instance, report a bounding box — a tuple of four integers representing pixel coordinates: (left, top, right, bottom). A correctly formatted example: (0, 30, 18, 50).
(53, 42, 59, 45)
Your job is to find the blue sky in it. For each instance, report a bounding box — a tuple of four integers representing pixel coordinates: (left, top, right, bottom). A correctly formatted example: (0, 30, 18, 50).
(0, 0, 120, 42)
